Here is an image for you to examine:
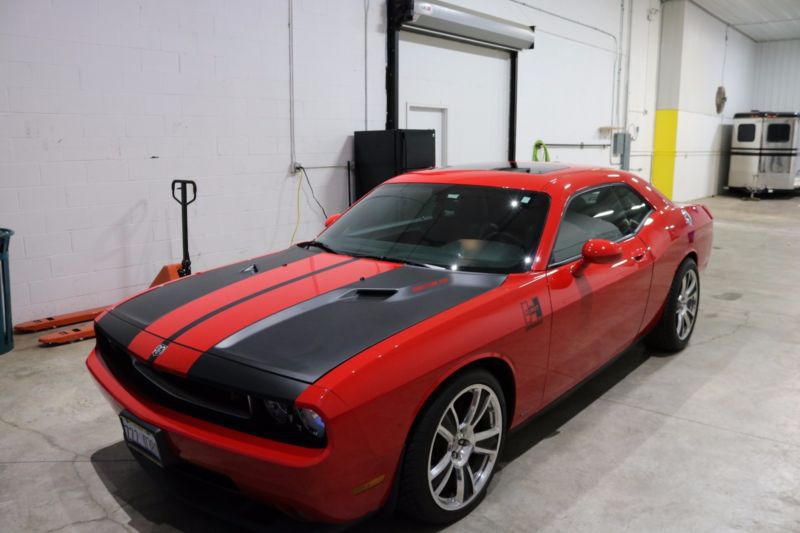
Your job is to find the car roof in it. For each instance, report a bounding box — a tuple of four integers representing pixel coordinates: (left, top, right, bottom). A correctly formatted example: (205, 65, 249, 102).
(388, 161, 638, 194)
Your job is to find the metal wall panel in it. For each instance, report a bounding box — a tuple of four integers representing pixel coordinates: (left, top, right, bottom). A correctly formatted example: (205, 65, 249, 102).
(753, 40, 800, 111)
(692, 0, 800, 41)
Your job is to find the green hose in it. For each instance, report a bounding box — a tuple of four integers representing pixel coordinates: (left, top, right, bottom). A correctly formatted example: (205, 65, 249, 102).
(532, 140, 550, 162)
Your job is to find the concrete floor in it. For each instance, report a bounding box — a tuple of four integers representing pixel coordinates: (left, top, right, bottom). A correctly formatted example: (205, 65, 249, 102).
(1, 193, 799, 532)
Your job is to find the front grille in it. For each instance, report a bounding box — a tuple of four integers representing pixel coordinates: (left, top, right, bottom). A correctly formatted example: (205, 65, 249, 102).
(95, 326, 325, 448)
(132, 360, 254, 419)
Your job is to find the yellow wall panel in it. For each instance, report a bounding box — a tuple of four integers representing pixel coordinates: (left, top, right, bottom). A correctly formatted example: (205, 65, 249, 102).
(651, 109, 678, 199)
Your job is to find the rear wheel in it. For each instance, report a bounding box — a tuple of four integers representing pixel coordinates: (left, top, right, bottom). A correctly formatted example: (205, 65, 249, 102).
(645, 257, 699, 352)
(399, 369, 506, 524)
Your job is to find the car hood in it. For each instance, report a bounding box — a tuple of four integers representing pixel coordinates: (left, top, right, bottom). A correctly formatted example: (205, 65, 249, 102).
(98, 246, 505, 389)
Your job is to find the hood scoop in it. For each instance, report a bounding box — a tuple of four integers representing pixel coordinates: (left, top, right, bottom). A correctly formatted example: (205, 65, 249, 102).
(206, 267, 506, 383)
(343, 288, 398, 300)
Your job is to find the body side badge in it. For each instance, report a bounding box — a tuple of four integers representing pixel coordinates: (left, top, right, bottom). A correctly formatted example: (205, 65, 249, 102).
(521, 297, 543, 330)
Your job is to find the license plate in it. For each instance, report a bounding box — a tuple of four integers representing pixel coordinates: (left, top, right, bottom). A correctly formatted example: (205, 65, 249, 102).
(120, 413, 163, 466)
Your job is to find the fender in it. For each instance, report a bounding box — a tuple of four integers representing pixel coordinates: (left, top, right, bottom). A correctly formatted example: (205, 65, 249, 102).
(409, 351, 519, 432)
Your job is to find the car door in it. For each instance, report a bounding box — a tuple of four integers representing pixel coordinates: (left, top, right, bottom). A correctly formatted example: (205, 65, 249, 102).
(543, 184, 654, 404)
(760, 117, 796, 189)
(729, 118, 763, 189)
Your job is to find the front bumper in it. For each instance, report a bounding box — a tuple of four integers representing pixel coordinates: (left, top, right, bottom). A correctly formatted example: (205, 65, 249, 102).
(87, 349, 393, 523)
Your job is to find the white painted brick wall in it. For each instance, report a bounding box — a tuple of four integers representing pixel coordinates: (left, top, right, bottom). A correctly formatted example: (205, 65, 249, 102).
(0, 0, 659, 324)
(0, 0, 385, 323)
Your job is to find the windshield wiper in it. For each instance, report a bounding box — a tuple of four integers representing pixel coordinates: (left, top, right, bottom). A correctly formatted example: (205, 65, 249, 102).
(352, 254, 445, 270)
(302, 240, 340, 255)
(302, 243, 443, 269)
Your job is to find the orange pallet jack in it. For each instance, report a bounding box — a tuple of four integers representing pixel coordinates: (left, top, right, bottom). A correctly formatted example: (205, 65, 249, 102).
(15, 180, 197, 346)
(14, 307, 109, 334)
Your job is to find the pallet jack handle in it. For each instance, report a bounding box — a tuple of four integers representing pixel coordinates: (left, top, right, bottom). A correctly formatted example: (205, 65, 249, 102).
(171, 179, 197, 277)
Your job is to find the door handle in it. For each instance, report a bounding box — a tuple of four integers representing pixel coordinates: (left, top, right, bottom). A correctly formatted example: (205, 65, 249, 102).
(632, 248, 647, 262)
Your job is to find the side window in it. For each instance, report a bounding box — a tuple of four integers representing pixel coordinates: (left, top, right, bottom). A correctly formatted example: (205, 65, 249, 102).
(737, 123, 756, 142)
(766, 124, 791, 143)
(551, 185, 652, 265)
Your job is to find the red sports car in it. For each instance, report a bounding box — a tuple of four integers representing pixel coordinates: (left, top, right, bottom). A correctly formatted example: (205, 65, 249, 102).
(87, 162, 713, 524)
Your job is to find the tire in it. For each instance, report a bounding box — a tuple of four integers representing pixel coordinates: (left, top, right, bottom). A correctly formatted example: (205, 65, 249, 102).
(645, 257, 700, 352)
(398, 369, 506, 525)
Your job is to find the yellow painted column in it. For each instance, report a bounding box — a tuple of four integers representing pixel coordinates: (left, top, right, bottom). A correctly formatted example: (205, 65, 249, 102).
(651, 109, 678, 200)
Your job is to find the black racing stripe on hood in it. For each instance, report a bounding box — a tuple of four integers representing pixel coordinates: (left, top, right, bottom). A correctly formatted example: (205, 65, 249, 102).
(188, 267, 505, 384)
(96, 310, 141, 349)
(162, 257, 358, 344)
(113, 246, 317, 328)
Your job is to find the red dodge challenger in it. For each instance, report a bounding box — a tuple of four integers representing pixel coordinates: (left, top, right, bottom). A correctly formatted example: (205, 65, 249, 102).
(87, 162, 712, 524)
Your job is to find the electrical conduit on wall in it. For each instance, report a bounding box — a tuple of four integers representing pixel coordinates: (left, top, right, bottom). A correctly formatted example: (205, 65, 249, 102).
(509, 0, 623, 166)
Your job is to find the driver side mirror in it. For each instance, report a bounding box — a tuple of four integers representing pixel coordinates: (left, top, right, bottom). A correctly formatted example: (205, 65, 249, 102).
(324, 213, 342, 228)
(581, 238, 622, 263)
(571, 239, 622, 276)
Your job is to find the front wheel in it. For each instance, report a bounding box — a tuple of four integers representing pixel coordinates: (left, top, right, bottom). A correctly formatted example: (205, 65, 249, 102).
(645, 257, 700, 352)
(398, 369, 506, 524)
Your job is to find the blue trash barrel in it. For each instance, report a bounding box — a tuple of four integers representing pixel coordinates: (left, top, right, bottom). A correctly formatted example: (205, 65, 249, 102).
(0, 228, 14, 355)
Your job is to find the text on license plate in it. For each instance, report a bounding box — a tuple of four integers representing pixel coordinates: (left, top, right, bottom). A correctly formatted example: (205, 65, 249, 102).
(120, 416, 162, 464)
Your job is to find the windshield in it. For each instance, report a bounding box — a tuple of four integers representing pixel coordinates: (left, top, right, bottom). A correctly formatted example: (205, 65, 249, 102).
(315, 183, 550, 273)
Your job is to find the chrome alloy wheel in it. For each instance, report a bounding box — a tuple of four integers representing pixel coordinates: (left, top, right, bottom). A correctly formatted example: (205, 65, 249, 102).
(676, 269, 699, 341)
(427, 384, 503, 511)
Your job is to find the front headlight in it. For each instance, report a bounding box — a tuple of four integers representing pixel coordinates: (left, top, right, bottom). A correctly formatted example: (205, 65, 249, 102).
(296, 407, 326, 439)
(261, 398, 327, 444)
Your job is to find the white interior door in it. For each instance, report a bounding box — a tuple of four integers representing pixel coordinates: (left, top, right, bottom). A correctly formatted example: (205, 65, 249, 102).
(398, 31, 510, 165)
(407, 105, 447, 166)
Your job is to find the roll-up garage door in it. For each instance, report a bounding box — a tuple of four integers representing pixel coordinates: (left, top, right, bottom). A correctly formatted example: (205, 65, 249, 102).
(398, 32, 511, 166)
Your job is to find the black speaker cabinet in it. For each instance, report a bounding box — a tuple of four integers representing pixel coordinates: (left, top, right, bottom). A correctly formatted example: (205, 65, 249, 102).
(353, 129, 435, 201)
